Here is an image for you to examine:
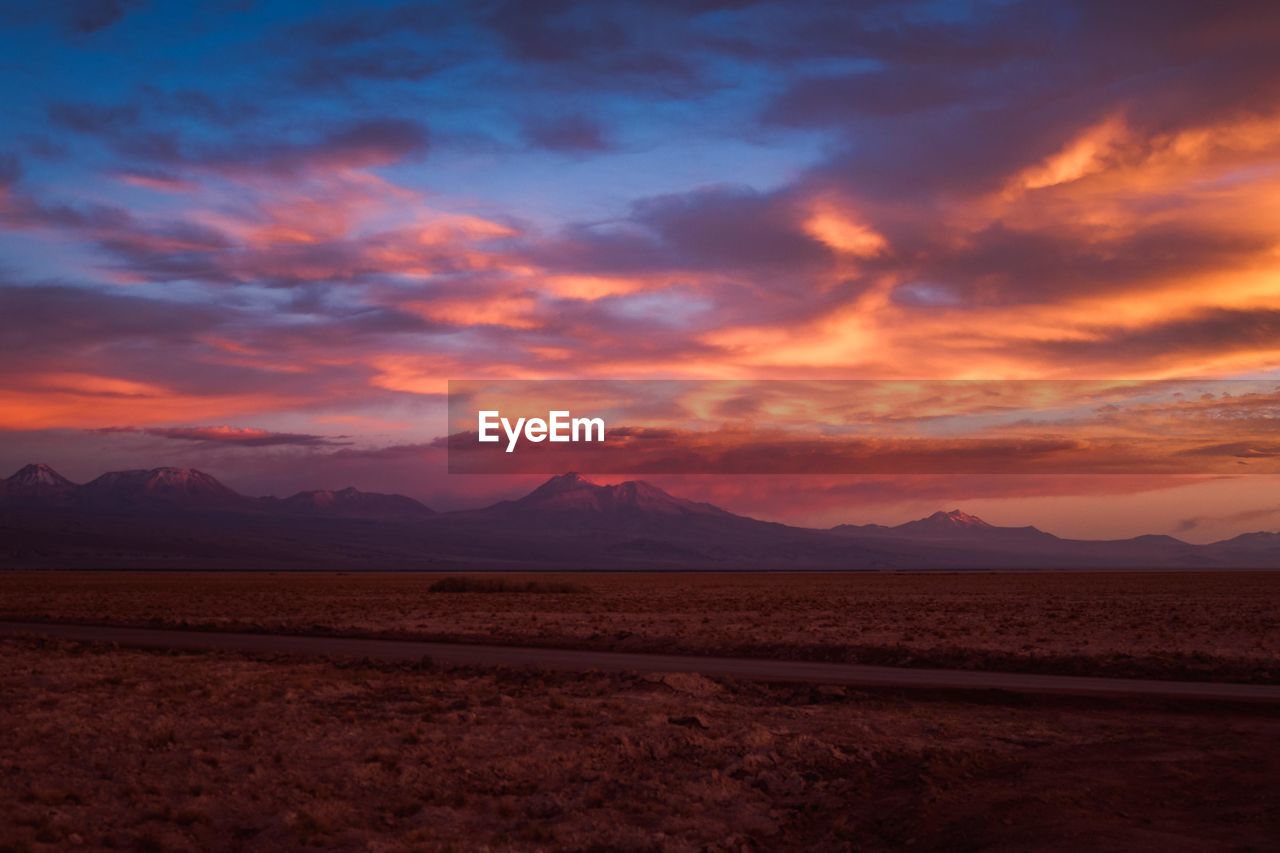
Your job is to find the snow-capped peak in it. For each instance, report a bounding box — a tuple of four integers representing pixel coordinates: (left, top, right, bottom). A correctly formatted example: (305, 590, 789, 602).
(524, 472, 593, 499)
(80, 466, 246, 507)
(926, 509, 991, 528)
(6, 463, 74, 488)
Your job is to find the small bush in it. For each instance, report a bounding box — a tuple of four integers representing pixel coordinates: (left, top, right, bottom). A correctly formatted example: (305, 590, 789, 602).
(428, 576, 588, 594)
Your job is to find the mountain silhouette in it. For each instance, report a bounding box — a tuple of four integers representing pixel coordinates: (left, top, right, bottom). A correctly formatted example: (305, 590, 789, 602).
(275, 487, 434, 519)
(1, 463, 78, 503)
(80, 467, 250, 510)
(479, 472, 737, 524)
(834, 509, 1058, 545)
(0, 464, 431, 519)
(1, 465, 1277, 570)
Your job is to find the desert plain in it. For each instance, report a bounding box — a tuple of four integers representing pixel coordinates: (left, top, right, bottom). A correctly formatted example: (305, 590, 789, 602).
(1, 570, 1278, 851)
(3, 570, 1277, 681)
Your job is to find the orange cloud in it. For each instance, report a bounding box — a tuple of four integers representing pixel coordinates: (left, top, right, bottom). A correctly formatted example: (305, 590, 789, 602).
(0, 386, 305, 430)
(803, 202, 887, 258)
(1015, 115, 1129, 191)
(404, 294, 541, 329)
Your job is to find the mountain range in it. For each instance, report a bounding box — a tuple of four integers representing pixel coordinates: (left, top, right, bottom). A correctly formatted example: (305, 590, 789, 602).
(1, 463, 1276, 570)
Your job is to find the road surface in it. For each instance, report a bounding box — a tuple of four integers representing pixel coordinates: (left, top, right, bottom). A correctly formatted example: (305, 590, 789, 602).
(3, 620, 1278, 703)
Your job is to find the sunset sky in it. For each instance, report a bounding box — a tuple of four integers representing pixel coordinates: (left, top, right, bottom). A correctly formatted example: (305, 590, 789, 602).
(2, 1, 1279, 540)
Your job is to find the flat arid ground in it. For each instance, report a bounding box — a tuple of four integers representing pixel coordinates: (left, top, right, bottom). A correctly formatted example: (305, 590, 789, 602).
(2, 571, 1277, 682)
(2, 636, 1279, 852)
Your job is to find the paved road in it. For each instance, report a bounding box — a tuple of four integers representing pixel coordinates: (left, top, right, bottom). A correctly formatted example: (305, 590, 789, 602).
(4, 620, 1279, 703)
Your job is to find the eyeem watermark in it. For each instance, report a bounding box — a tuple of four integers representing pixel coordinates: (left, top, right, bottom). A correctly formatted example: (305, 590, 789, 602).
(477, 410, 606, 453)
(448, 379, 1280, 474)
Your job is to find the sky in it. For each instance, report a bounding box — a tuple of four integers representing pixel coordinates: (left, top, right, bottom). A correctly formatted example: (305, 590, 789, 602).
(1, 0, 1279, 540)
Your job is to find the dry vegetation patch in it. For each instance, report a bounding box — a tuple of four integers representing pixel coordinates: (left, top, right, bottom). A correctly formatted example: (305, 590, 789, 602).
(2, 570, 1277, 682)
(1, 639, 1278, 850)
(427, 576, 589, 594)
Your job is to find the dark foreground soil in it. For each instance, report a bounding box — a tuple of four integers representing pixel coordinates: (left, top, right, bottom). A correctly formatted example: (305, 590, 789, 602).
(2, 637, 1278, 852)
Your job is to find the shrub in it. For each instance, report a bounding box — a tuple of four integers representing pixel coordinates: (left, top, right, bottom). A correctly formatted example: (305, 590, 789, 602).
(428, 576, 588, 594)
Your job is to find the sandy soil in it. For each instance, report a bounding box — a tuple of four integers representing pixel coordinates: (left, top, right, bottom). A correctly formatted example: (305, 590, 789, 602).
(1, 637, 1277, 852)
(2, 571, 1277, 682)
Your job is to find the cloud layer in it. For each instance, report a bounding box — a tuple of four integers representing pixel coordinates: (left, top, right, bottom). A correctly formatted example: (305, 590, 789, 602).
(3, 1, 1280, 533)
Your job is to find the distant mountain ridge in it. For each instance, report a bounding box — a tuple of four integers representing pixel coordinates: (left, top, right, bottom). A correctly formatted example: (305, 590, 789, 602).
(483, 472, 737, 522)
(80, 467, 249, 510)
(1, 463, 432, 519)
(834, 509, 1058, 545)
(274, 486, 434, 519)
(1, 464, 1277, 569)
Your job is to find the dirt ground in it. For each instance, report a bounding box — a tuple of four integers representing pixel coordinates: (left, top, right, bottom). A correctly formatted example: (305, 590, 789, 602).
(2, 571, 1277, 682)
(1, 637, 1277, 852)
